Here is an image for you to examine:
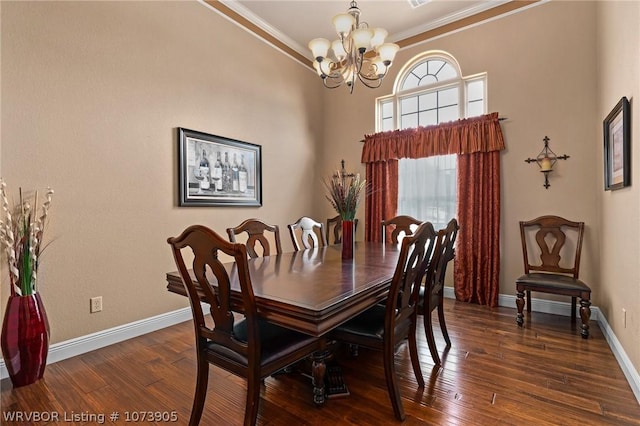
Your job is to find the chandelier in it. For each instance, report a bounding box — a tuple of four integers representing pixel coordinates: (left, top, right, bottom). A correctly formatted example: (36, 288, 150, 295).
(308, 1, 399, 93)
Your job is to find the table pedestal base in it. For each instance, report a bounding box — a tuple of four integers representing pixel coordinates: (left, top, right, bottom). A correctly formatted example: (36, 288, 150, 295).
(311, 349, 329, 405)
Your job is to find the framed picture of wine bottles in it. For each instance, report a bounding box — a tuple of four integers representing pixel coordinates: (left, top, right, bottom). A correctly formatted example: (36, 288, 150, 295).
(177, 127, 262, 206)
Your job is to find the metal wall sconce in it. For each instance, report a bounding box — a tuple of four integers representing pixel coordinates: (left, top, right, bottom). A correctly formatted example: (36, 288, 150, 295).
(524, 136, 570, 189)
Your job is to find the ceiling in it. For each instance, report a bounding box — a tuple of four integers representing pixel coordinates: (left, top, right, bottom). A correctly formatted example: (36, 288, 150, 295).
(206, 0, 541, 66)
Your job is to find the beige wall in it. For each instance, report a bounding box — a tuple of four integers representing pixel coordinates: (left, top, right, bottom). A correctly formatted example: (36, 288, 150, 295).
(596, 0, 640, 376)
(1, 1, 323, 343)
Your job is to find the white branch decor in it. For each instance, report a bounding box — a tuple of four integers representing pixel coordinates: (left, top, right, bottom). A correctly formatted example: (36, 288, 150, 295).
(0, 179, 54, 296)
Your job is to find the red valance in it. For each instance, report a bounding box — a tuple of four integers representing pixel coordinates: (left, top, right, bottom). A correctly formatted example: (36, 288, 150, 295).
(361, 112, 505, 163)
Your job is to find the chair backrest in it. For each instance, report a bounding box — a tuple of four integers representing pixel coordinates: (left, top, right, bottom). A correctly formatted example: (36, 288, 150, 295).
(382, 215, 423, 244)
(434, 218, 459, 285)
(519, 215, 584, 278)
(426, 218, 459, 311)
(167, 225, 259, 367)
(385, 221, 438, 337)
(288, 216, 327, 251)
(326, 215, 359, 244)
(227, 218, 283, 258)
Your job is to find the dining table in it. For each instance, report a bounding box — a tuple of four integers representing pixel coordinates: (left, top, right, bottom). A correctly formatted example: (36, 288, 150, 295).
(165, 241, 402, 405)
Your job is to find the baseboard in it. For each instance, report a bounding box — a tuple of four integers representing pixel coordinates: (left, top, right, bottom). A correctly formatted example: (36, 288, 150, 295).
(3, 294, 639, 405)
(1, 306, 194, 379)
(443, 288, 639, 404)
(595, 308, 640, 403)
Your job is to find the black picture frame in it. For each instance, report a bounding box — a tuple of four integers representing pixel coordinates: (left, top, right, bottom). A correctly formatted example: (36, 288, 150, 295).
(603, 96, 631, 191)
(178, 128, 262, 206)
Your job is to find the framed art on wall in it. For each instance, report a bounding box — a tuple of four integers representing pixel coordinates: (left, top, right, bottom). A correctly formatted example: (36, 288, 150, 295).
(177, 127, 262, 206)
(603, 96, 630, 191)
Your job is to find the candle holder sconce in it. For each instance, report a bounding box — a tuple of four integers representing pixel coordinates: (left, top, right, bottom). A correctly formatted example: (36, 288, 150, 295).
(524, 136, 570, 189)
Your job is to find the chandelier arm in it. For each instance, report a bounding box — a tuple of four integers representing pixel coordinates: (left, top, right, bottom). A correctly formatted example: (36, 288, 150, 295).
(358, 69, 386, 82)
(357, 74, 382, 88)
(322, 77, 344, 89)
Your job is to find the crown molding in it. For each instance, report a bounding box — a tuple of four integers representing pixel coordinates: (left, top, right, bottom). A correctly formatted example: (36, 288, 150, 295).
(200, 0, 544, 71)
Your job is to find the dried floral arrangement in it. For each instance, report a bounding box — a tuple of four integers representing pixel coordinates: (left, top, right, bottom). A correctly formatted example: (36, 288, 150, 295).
(0, 179, 54, 296)
(324, 170, 366, 221)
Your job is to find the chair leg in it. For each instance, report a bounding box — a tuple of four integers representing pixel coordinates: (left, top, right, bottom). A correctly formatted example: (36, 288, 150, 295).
(437, 296, 451, 347)
(424, 311, 441, 366)
(189, 357, 209, 426)
(516, 289, 525, 327)
(383, 342, 405, 421)
(408, 323, 425, 387)
(571, 296, 577, 322)
(244, 372, 261, 426)
(526, 290, 532, 312)
(579, 298, 591, 339)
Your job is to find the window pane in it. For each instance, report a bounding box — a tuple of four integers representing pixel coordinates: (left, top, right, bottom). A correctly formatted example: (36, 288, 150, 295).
(437, 63, 458, 81)
(381, 117, 394, 131)
(419, 74, 438, 86)
(402, 62, 430, 90)
(439, 87, 459, 107)
(418, 92, 437, 111)
(467, 100, 483, 118)
(401, 96, 418, 114)
(400, 112, 418, 129)
(402, 74, 420, 90)
(412, 62, 429, 79)
(419, 110, 438, 126)
(381, 100, 393, 118)
(439, 105, 459, 122)
(467, 80, 484, 101)
(427, 60, 445, 77)
(398, 155, 457, 230)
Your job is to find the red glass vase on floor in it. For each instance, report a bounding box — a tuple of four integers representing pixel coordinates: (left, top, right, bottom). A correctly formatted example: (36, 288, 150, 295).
(1, 293, 50, 388)
(342, 220, 355, 260)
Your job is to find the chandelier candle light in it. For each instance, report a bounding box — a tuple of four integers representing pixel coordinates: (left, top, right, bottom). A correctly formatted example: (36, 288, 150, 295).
(308, 0, 399, 93)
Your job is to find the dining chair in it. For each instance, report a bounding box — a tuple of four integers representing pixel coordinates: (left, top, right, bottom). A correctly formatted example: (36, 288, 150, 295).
(381, 215, 422, 244)
(167, 225, 321, 426)
(288, 216, 327, 251)
(516, 215, 591, 338)
(330, 221, 438, 421)
(326, 215, 359, 244)
(227, 218, 283, 258)
(419, 218, 459, 366)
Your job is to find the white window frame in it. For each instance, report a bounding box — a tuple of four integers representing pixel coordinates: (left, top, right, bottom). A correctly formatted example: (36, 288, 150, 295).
(374, 51, 487, 229)
(375, 51, 487, 131)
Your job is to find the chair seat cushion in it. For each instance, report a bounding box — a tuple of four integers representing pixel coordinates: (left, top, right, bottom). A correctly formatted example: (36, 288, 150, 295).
(333, 304, 386, 341)
(516, 273, 591, 292)
(205, 318, 317, 367)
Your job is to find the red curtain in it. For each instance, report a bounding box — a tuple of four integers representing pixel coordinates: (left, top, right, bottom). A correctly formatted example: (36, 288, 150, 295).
(361, 112, 504, 306)
(454, 151, 501, 307)
(362, 112, 505, 161)
(364, 161, 398, 242)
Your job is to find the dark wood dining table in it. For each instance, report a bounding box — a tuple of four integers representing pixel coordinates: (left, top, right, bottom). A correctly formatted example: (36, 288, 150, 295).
(166, 241, 402, 404)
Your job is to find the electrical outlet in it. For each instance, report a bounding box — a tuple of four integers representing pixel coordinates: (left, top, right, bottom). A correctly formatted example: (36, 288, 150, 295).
(90, 296, 103, 313)
(622, 308, 627, 328)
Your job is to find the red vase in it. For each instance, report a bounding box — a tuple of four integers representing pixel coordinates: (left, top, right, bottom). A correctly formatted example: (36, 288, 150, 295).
(342, 220, 355, 260)
(1, 293, 50, 388)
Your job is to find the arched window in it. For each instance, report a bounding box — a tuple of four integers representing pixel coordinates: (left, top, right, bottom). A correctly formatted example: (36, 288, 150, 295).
(375, 51, 486, 229)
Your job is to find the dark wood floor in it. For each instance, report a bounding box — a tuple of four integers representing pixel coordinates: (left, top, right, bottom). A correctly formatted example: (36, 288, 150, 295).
(2, 299, 640, 425)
